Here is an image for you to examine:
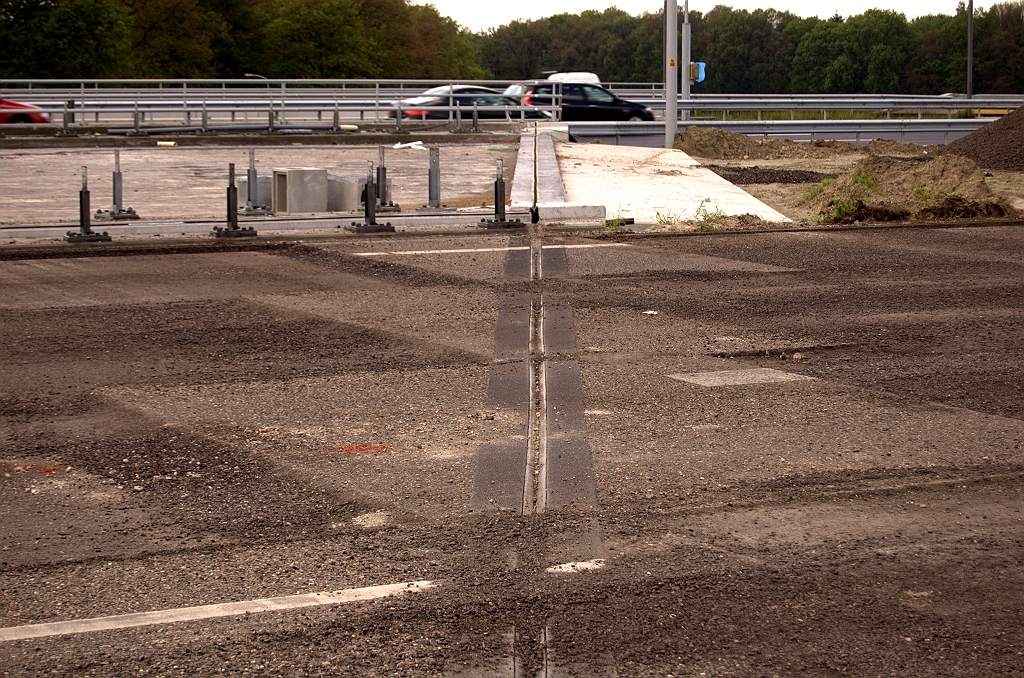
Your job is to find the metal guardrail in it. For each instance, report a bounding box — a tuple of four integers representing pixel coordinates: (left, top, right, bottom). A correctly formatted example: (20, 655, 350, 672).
(567, 118, 994, 146)
(3, 78, 1020, 113)
(2, 78, 1018, 136)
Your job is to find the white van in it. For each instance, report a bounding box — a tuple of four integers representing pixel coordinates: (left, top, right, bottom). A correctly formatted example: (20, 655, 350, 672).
(546, 72, 602, 85)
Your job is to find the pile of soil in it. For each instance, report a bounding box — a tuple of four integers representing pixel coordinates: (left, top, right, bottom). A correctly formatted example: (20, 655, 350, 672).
(810, 154, 1013, 223)
(675, 126, 862, 159)
(863, 138, 929, 156)
(940, 106, 1024, 171)
(705, 165, 835, 184)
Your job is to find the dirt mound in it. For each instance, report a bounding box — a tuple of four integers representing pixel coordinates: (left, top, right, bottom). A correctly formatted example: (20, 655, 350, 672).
(675, 126, 862, 160)
(864, 138, 928, 156)
(917, 194, 1013, 219)
(940, 106, 1024, 171)
(808, 154, 1012, 223)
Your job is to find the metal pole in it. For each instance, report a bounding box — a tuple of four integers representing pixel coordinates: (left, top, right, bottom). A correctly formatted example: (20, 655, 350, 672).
(80, 167, 91, 233)
(364, 161, 377, 225)
(376, 146, 387, 206)
(967, 0, 974, 101)
(247, 148, 257, 209)
(494, 160, 506, 223)
(112, 150, 123, 212)
(681, 0, 690, 123)
(428, 146, 441, 208)
(227, 163, 238, 230)
(664, 0, 678, 149)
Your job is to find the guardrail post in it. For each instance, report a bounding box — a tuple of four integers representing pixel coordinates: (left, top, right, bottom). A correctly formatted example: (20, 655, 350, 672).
(455, 102, 462, 131)
(428, 146, 440, 208)
(62, 102, 69, 134)
(133, 102, 140, 133)
(333, 100, 339, 131)
(268, 104, 275, 132)
(202, 100, 208, 132)
(213, 163, 257, 238)
(473, 100, 479, 132)
(482, 159, 520, 229)
(66, 167, 111, 243)
(395, 102, 401, 131)
(349, 161, 394, 233)
(376, 147, 387, 206)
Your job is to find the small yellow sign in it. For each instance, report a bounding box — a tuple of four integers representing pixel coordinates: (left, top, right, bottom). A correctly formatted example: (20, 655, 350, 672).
(669, 59, 676, 66)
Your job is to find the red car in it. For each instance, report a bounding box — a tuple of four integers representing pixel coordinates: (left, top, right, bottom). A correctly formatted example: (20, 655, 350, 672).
(0, 98, 50, 124)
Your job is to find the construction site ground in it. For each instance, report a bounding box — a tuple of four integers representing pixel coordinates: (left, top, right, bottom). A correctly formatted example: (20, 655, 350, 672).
(2, 222, 1023, 676)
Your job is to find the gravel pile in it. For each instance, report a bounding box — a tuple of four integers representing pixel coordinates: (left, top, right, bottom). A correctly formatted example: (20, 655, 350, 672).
(941, 106, 1024, 171)
(705, 165, 835, 184)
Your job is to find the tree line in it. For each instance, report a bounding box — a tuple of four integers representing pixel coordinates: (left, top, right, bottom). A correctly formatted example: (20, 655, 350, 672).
(2, 0, 1021, 94)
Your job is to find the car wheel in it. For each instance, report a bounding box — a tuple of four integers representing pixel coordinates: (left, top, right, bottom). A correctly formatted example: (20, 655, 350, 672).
(8, 114, 32, 124)
(626, 113, 644, 122)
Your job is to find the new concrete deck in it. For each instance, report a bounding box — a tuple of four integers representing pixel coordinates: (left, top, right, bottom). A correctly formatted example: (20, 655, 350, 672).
(555, 143, 791, 225)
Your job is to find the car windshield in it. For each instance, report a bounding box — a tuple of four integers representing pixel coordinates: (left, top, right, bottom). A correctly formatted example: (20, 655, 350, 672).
(503, 85, 526, 96)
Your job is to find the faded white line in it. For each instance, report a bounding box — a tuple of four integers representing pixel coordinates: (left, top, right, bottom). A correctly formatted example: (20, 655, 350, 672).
(354, 243, 628, 257)
(546, 559, 606, 574)
(0, 580, 434, 642)
(669, 368, 816, 387)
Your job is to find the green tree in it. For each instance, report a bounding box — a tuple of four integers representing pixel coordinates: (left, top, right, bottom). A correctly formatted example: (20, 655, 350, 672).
(262, 0, 372, 77)
(695, 6, 801, 93)
(121, 0, 222, 76)
(0, 0, 131, 77)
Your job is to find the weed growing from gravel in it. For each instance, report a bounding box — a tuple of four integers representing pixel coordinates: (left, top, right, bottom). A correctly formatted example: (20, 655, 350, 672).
(692, 199, 727, 230)
(655, 210, 681, 225)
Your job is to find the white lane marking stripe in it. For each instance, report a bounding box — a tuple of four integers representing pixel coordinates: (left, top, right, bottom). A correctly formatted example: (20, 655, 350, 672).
(353, 243, 628, 257)
(354, 247, 529, 256)
(546, 559, 605, 573)
(0, 580, 434, 642)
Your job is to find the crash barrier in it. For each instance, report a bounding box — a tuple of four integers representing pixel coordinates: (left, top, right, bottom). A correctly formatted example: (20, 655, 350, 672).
(2, 78, 1020, 131)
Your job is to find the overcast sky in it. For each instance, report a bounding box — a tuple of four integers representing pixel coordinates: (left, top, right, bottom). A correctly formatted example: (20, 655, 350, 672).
(436, 0, 966, 32)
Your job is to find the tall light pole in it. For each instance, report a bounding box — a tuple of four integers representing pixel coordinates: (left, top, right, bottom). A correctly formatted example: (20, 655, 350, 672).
(664, 0, 678, 149)
(967, 0, 974, 99)
(681, 0, 690, 123)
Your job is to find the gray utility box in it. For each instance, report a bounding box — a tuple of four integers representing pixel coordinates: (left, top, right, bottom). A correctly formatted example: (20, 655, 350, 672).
(272, 168, 328, 213)
(327, 175, 393, 212)
(237, 174, 272, 207)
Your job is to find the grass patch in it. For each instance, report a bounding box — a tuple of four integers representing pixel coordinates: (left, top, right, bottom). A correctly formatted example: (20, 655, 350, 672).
(851, 169, 884, 195)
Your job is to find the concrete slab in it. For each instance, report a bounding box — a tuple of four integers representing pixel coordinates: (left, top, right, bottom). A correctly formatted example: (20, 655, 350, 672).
(510, 130, 566, 206)
(555, 143, 791, 225)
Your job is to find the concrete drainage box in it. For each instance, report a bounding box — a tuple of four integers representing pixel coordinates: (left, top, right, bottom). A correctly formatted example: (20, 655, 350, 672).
(272, 168, 328, 213)
(237, 175, 272, 206)
(328, 175, 365, 212)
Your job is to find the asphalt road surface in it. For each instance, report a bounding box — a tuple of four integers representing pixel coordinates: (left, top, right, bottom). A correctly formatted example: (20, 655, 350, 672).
(1, 224, 1022, 677)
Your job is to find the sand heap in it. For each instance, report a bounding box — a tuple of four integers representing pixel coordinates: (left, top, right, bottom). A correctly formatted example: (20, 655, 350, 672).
(674, 126, 864, 160)
(809, 154, 1013, 223)
(940, 106, 1024, 171)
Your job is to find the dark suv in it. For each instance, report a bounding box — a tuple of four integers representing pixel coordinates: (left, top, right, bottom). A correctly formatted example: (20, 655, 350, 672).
(503, 81, 653, 121)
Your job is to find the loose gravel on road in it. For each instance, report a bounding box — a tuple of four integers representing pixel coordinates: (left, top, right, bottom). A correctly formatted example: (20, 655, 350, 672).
(2, 225, 1023, 676)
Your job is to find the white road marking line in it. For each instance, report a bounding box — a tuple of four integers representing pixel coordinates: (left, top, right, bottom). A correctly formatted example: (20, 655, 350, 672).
(353, 243, 628, 256)
(354, 246, 529, 256)
(545, 559, 605, 574)
(668, 368, 816, 387)
(0, 580, 434, 642)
